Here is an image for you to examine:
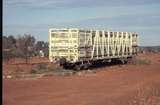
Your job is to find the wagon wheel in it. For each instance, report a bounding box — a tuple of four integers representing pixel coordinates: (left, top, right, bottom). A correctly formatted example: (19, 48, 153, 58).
(59, 57, 66, 66)
(83, 63, 89, 70)
(120, 58, 128, 64)
(74, 65, 81, 71)
(127, 57, 133, 64)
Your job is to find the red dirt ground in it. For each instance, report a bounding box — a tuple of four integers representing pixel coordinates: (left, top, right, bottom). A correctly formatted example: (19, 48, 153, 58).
(2, 56, 50, 76)
(3, 53, 160, 105)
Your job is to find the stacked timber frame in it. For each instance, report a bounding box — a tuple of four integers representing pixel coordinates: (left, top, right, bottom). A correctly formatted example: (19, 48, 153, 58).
(49, 28, 138, 69)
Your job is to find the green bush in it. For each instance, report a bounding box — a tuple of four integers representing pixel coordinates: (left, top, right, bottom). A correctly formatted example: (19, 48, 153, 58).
(35, 63, 47, 70)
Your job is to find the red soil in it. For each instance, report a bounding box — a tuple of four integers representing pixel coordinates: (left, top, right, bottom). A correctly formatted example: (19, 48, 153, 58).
(3, 53, 160, 105)
(3, 57, 50, 75)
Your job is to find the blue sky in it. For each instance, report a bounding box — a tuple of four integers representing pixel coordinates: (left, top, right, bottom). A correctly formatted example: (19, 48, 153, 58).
(3, 0, 160, 46)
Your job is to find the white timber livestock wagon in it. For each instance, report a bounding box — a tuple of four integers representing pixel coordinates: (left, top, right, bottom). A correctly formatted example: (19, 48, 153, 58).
(49, 28, 138, 70)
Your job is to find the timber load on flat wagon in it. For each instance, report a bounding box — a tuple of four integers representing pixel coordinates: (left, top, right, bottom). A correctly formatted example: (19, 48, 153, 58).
(49, 28, 138, 70)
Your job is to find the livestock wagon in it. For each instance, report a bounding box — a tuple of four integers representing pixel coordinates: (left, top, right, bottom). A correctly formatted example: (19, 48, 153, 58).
(49, 28, 138, 70)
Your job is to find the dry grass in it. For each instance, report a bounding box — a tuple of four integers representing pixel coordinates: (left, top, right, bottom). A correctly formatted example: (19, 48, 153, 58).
(29, 62, 60, 74)
(129, 58, 151, 65)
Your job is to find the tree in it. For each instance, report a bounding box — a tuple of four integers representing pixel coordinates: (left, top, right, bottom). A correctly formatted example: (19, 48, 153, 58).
(16, 34, 36, 63)
(43, 42, 49, 57)
(35, 41, 48, 57)
(8, 35, 16, 47)
(2, 35, 16, 62)
(35, 41, 45, 50)
(2, 35, 16, 49)
(2, 34, 50, 63)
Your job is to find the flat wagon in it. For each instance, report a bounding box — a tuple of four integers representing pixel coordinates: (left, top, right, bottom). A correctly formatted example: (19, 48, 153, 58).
(49, 28, 138, 70)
